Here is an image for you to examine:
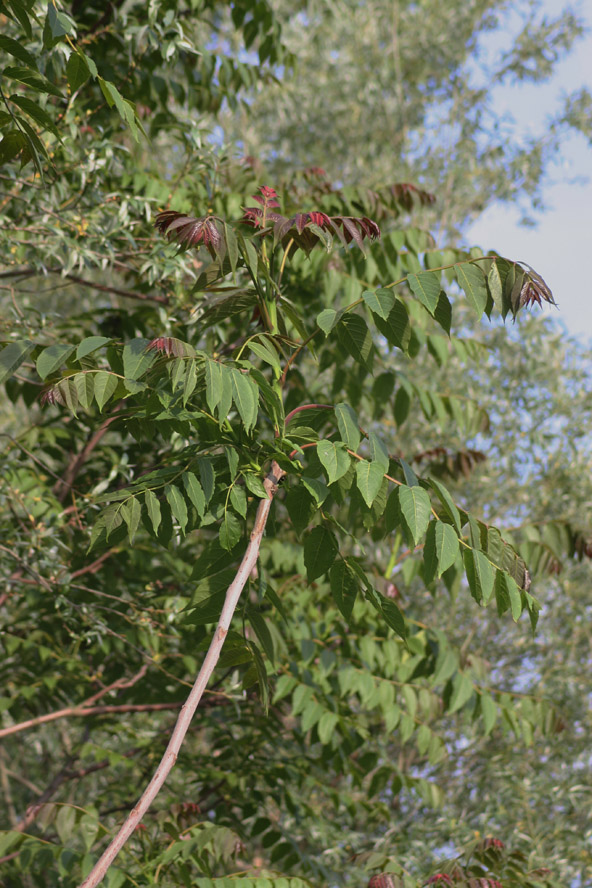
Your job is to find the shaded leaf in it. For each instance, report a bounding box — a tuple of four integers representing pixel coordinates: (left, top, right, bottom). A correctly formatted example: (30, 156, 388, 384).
(304, 526, 338, 581)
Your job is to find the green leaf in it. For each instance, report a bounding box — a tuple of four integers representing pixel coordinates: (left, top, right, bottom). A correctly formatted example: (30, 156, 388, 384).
(66, 51, 91, 92)
(122, 339, 154, 381)
(463, 548, 495, 605)
(36, 344, 75, 380)
(448, 672, 474, 713)
(304, 526, 338, 581)
(302, 476, 329, 506)
(205, 359, 224, 412)
(424, 520, 459, 580)
(407, 271, 440, 314)
(6, 0, 33, 39)
(74, 372, 94, 409)
(317, 308, 338, 335)
(94, 371, 118, 411)
(393, 384, 411, 425)
(362, 287, 395, 320)
(334, 401, 360, 451)
(244, 473, 268, 499)
(230, 484, 247, 517)
(374, 299, 411, 352)
(183, 472, 205, 517)
(76, 336, 110, 361)
(225, 445, 239, 481)
(220, 510, 241, 550)
(355, 460, 385, 508)
(368, 431, 389, 473)
(429, 477, 462, 533)
(480, 693, 497, 735)
(0, 339, 34, 384)
(285, 486, 316, 535)
(0, 35, 38, 69)
(398, 485, 431, 545)
(9, 95, 59, 137)
(144, 490, 162, 535)
(329, 560, 359, 620)
(336, 314, 373, 370)
(0, 130, 27, 165)
(249, 642, 269, 712)
(434, 290, 452, 335)
(230, 369, 258, 430)
(455, 262, 488, 318)
(46, 3, 75, 37)
(504, 572, 522, 621)
(317, 440, 351, 484)
(317, 711, 339, 745)
(165, 484, 188, 534)
(183, 359, 197, 404)
(381, 598, 407, 639)
(487, 260, 503, 311)
(248, 338, 281, 376)
(55, 806, 77, 844)
(399, 458, 419, 487)
(121, 496, 142, 544)
(2, 66, 63, 98)
(248, 610, 275, 663)
(198, 458, 215, 504)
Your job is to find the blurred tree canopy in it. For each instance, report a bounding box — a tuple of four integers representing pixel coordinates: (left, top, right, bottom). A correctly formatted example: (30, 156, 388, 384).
(0, 2, 590, 888)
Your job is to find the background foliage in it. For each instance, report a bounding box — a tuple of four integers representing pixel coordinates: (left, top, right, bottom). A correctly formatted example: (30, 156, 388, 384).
(1, 2, 591, 888)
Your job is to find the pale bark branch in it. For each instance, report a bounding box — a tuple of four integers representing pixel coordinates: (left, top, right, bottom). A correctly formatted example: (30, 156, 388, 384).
(79, 461, 285, 888)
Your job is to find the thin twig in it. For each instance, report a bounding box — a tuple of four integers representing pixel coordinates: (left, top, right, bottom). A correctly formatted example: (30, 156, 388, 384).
(79, 461, 285, 888)
(0, 267, 169, 304)
(53, 406, 122, 502)
(0, 665, 149, 739)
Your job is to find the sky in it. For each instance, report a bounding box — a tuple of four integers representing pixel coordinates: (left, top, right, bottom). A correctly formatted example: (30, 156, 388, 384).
(466, 1, 592, 344)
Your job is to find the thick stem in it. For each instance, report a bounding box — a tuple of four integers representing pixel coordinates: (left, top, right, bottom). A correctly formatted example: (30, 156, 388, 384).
(78, 461, 285, 888)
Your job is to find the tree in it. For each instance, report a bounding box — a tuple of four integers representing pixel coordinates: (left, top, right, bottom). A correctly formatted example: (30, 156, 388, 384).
(0, 2, 588, 888)
(224, 0, 592, 234)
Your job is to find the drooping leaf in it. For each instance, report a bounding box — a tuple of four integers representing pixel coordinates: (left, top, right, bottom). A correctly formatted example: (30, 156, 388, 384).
(0, 340, 34, 384)
(398, 485, 432, 545)
(121, 496, 142, 544)
(304, 526, 338, 581)
(362, 287, 395, 320)
(66, 51, 91, 92)
(144, 490, 162, 535)
(429, 477, 462, 533)
(329, 560, 359, 620)
(36, 344, 75, 380)
(317, 440, 351, 484)
(424, 520, 459, 581)
(317, 308, 338, 335)
(448, 672, 474, 713)
(165, 483, 188, 534)
(94, 371, 118, 411)
(455, 262, 489, 318)
(76, 336, 111, 361)
(336, 313, 373, 370)
(285, 486, 316, 536)
(230, 369, 258, 430)
(374, 299, 411, 352)
(220, 510, 242, 550)
(355, 459, 385, 508)
(407, 271, 440, 314)
(183, 472, 206, 517)
(122, 339, 155, 381)
(334, 402, 361, 451)
(381, 597, 407, 639)
(463, 548, 495, 605)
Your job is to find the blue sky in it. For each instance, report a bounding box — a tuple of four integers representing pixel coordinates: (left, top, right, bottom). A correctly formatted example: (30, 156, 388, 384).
(467, 1, 592, 343)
